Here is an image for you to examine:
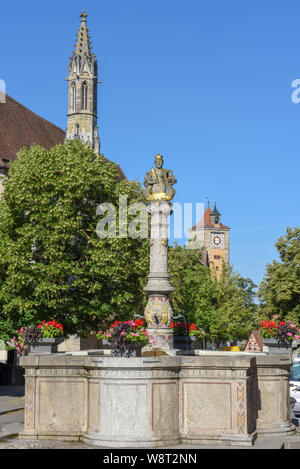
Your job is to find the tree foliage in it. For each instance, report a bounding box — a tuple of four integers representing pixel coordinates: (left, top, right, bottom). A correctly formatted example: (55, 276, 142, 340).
(0, 141, 149, 342)
(258, 227, 300, 323)
(208, 264, 257, 343)
(168, 245, 257, 343)
(0, 140, 260, 345)
(168, 244, 215, 331)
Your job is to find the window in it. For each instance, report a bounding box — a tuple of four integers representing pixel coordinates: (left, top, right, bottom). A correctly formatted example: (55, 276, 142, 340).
(214, 255, 221, 260)
(71, 82, 76, 111)
(81, 81, 88, 110)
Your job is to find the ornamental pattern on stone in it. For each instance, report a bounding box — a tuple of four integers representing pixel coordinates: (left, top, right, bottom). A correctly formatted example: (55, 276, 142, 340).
(237, 382, 246, 434)
(145, 296, 173, 327)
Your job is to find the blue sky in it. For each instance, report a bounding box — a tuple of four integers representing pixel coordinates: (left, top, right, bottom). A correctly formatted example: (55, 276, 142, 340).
(2, 0, 299, 287)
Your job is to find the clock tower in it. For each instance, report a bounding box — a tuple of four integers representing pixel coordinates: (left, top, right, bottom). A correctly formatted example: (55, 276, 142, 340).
(188, 202, 230, 277)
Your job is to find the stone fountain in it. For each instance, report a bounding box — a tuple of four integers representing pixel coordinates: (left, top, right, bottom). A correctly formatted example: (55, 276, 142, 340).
(19, 154, 295, 447)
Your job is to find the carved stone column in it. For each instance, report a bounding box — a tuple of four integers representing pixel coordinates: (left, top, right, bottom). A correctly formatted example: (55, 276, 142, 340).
(144, 200, 174, 350)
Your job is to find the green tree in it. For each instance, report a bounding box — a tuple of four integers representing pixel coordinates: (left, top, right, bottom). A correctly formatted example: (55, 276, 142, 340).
(258, 227, 300, 323)
(0, 141, 149, 342)
(209, 264, 257, 344)
(168, 245, 257, 343)
(168, 244, 216, 331)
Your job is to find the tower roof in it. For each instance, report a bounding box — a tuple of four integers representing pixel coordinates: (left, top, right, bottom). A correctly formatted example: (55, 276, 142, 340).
(190, 205, 230, 231)
(73, 10, 94, 58)
(210, 202, 221, 216)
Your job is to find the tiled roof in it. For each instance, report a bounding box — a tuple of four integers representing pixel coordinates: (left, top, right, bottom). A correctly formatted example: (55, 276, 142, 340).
(190, 205, 230, 231)
(0, 94, 65, 171)
(0, 94, 126, 180)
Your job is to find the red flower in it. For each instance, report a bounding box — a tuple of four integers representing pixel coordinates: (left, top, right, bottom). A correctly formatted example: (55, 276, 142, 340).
(134, 319, 144, 327)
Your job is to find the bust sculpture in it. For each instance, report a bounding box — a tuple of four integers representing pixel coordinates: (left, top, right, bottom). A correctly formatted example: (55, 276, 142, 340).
(143, 154, 177, 201)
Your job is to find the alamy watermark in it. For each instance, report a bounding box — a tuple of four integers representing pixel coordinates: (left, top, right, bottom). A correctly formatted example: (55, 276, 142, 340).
(96, 196, 204, 248)
(291, 79, 300, 103)
(0, 79, 6, 103)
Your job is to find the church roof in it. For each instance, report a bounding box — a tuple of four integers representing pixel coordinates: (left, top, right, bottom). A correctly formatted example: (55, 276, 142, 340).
(190, 205, 230, 231)
(0, 94, 65, 171)
(0, 94, 126, 180)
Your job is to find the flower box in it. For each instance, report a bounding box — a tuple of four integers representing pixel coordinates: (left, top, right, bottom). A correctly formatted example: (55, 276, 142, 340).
(113, 342, 144, 358)
(30, 337, 65, 354)
(174, 336, 203, 350)
(93, 319, 154, 357)
(262, 338, 297, 355)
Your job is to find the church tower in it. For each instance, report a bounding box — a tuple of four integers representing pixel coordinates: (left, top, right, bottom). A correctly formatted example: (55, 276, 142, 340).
(188, 202, 230, 277)
(65, 11, 100, 154)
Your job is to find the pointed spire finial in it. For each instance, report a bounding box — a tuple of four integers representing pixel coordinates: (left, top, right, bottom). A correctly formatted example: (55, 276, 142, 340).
(211, 202, 221, 216)
(80, 10, 88, 21)
(74, 10, 92, 57)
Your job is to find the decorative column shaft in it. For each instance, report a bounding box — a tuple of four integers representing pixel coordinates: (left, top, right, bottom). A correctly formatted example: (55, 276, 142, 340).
(143, 154, 177, 351)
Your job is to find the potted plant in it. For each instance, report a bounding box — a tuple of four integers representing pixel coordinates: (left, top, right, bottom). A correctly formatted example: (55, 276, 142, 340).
(259, 320, 300, 354)
(9, 326, 43, 357)
(9, 320, 64, 355)
(8, 327, 28, 357)
(32, 320, 64, 353)
(93, 319, 155, 357)
(171, 321, 206, 350)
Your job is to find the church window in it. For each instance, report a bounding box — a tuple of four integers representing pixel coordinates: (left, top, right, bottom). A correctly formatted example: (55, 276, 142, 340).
(71, 82, 76, 111)
(81, 82, 88, 110)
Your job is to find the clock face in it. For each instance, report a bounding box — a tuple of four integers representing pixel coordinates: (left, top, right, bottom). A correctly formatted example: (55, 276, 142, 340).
(210, 233, 225, 249)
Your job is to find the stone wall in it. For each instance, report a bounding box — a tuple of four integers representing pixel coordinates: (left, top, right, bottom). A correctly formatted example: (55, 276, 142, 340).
(19, 352, 294, 447)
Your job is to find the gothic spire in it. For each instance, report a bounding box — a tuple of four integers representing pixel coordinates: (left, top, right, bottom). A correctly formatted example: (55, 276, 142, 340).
(66, 11, 100, 154)
(74, 10, 93, 58)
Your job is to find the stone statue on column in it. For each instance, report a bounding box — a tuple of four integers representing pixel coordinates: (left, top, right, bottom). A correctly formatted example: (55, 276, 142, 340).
(143, 154, 177, 201)
(143, 154, 177, 351)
